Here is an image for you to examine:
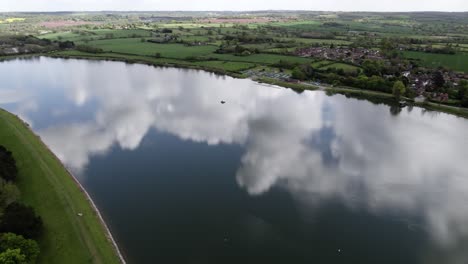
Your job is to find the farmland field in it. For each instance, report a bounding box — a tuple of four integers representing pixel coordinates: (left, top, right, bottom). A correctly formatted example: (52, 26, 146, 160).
(211, 53, 315, 64)
(403, 51, 468, 72)
(87, 38, 218, 58)
(280, 38, 352, 45)
(40, 29, 152, 42)
(192, 60, 255, 71)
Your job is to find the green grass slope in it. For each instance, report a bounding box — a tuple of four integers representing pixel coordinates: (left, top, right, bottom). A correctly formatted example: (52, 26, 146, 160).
(0, 109, 122, 264)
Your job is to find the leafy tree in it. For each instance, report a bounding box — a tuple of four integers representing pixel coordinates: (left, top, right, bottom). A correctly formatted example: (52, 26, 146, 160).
(291, 67, 306, 81)
(368, 75, 387, 92)
(0, 203, 43, 239)
(0, 180, 20, 210)
(432, 71, 445, 89)
(58, 41, 75, 49)
(393, 81, 406, 101)
(0, 249, 26, 264)
(356, 75, 369, 89)
(458, 80, 468, 100)
(462, 92, 468, 108)
(0, 233, 39, 264)
(362, 60, 383, 76)
(0, 146, 17, 182)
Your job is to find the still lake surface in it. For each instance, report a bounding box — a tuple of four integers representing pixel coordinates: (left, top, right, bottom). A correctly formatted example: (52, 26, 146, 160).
(1, 57, 468, 263)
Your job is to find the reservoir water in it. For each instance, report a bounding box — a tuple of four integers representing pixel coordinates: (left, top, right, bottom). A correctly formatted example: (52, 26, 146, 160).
(1, 57, 468, 264)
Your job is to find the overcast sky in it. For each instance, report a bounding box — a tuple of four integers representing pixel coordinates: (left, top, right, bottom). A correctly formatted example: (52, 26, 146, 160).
(2, 0, 467, 12)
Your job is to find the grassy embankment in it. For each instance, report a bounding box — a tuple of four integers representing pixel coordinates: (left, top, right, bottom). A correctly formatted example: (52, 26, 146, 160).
(0, 109, 122, 264)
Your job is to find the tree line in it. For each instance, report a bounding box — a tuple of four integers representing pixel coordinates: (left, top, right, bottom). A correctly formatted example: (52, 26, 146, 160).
(0, 146, 43, 263)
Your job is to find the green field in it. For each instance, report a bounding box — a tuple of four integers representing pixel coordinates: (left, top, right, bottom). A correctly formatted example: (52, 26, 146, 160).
(40, 29, 152, 42)
(0, 109, 121, 264)
(311, 60, 335, 68)
(81, 37, 316, 64)
(87, 38, 218, 58)
(272, 20, 323, 30)
(403, 51, 468, 72)
(192, 60, 255, 71)
(278, 37, 352, 45)
(178, 35, 213, 42)
(52, 50, 255, 73)
(211, 53, 315, 64)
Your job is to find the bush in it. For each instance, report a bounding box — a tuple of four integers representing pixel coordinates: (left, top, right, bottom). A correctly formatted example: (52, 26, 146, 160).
(462, 93, 468, 108)
(0, 146, 17, 182)
(0, 203, 43, 239)
(0, 248, 26, 264)
(0, 233, 40, 263)
(0, 180, 20, 210)
(292, 67, 307, 81)
(58, 41, 75, 49)
(75, 45, 104, 54)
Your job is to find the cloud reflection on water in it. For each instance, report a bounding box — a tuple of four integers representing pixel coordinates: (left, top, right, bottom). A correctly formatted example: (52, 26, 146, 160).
(2, 57, 468, 261)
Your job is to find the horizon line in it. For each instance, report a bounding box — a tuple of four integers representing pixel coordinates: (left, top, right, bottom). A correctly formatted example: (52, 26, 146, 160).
(1, 10, 468, 13)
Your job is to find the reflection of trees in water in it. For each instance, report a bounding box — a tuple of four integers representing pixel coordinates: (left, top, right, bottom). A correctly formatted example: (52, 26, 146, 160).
(390, 104, 402, 116)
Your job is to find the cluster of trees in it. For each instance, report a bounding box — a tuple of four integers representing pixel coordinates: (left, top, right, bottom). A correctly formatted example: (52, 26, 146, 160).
(0, 146, 43, 263)
(0, 36, 57, 56)
(215, 44, 260, 56)
(457, 80, 468, 107)
(392, 81, 406, 101)
(75, 45, 104, 54)
(223, 33, 274, 44)
(287, 60, 410, 95)
(0, 35, 88, 57)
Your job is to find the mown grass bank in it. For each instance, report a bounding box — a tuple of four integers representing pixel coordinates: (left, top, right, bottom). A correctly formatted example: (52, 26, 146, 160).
(416, 101, 468, 119)
(0, 109, 123, 264)
(255, 77, 320, 91)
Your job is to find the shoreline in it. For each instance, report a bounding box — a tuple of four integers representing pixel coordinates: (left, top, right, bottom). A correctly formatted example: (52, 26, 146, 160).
(4, 53, 468, 119)
(20, 113, 127, 264)
(45, 52, 468, 119)
(63, 168, 127, 264)
(0, 108, 126, 264)
(3, 53, 468, 119)
(56, 157, 127, 264)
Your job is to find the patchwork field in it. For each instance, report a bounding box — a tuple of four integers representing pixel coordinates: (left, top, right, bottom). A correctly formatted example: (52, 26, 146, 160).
(403, 51, 468, 72)
(40, 29, 152, 42)
(87, 38, 218, 58)
(211, 53, 315, 64)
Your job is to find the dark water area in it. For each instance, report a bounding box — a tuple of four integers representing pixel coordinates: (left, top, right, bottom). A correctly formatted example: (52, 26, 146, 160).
(1, 57, 468, 264)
